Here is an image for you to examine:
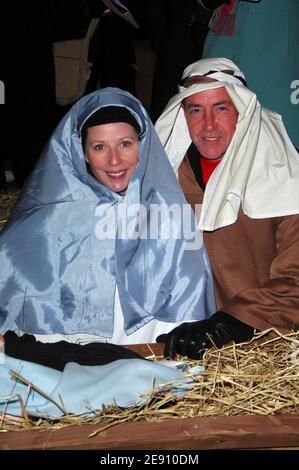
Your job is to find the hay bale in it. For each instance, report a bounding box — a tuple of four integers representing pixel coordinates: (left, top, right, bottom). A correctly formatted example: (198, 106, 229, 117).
(0, 191, 19, 231)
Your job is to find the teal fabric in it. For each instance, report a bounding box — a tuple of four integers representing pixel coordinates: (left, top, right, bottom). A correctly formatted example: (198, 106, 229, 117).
(0, 354, 187, 417)
(203, 0, 299, 148)
(0, 87, 215, 338)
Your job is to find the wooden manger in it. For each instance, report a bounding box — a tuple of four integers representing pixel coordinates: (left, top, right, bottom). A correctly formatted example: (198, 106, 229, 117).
(1, 332, 299, 450)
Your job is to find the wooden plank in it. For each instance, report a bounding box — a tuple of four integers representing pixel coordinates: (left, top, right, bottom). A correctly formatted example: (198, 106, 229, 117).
(126, 342, 164, 357)
(1, 414, 299, 450)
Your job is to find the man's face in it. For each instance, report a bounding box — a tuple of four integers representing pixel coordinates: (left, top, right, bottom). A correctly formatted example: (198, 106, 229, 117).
(183, 87, 238, 160)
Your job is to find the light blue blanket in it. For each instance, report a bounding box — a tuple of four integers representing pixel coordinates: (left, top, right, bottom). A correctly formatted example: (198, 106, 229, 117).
(0, 355, 187, 418)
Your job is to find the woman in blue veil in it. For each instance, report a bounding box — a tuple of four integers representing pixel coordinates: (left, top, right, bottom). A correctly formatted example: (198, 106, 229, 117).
(0, 87, 215, 347)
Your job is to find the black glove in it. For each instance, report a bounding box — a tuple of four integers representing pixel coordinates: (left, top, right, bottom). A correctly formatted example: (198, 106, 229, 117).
(200, 0, 231, 12)
(156, 311, 255, 359)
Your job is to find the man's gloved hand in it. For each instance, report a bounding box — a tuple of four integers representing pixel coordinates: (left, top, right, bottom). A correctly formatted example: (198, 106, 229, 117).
(156, 311, 255, 359)
(199, 0, 231, 12)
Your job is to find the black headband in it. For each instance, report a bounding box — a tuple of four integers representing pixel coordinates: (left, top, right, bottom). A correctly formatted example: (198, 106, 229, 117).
(180, 70, 247, 87)
(81, 106, 141, 147)
(202, 70, 247, 86)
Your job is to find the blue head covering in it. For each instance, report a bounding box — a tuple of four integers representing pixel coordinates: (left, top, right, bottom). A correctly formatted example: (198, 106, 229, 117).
(0, 88, 215, 337)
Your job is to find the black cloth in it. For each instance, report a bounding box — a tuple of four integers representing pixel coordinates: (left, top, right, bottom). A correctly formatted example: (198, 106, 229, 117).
(0, 2, 56, 187)
(187, 143, 206, 190)
(146, 0, 215, 122)
(0, 160, 6, 192)
(157, 311, 255, 359)
(86, 10, 137, 96)
(0, 1, 106, 188)
(201, 0, 231, 11)
(4, 331, 145, 371)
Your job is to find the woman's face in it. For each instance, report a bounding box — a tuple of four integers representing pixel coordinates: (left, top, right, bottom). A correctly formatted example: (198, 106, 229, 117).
(84, 122, 139, 193)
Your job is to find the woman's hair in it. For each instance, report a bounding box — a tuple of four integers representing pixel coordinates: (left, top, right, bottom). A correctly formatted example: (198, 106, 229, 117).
(81, 105, 141, 149)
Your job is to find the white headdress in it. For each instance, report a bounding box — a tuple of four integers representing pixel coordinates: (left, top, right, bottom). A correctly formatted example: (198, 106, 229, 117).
(155, 58, 299, 231)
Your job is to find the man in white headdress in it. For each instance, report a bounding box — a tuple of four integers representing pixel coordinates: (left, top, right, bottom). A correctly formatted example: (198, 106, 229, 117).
(155, 57, 299, 359)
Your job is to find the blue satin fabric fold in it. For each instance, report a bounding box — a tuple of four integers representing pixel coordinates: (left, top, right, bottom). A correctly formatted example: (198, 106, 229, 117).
(0, 88, 216, 337)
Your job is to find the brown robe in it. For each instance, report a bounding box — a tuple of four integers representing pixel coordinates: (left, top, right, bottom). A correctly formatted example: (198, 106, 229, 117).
(179, 156, 299, 333)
